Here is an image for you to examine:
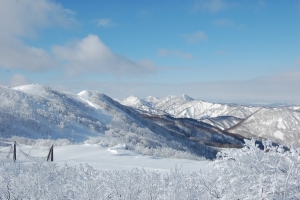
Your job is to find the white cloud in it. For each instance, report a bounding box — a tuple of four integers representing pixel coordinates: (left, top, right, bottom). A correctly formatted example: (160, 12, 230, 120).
(0, 36, 57, 71)
(157, 49, 194, 60)
(96, 18, 114, 27)
(52, 34, 157, 76)
(9, 74, 31, 87)
(50, 70, 300, 104)
(0, 0, 75, 71)
(184, 31, 207, 44)
(0, 1, 156, 76)
(42, 68, 300, 104)
(0, 0, 75, 38)
(193, 0, 228, 13)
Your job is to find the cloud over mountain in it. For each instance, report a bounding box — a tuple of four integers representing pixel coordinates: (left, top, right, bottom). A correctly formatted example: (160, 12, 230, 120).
(9, 74, 31, 87)
(0, 0, 155, 77)
(52, 34, 157, 76)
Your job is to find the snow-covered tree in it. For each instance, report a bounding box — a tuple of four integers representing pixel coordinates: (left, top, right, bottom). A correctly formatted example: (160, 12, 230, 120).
(200, 139, 300, 199)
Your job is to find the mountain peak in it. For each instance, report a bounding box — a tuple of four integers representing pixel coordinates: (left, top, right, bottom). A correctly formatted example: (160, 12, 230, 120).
(182, 94, 193, 101)
(124, 95, 140, 102)
(13, 84, 66, 100)
(121, 95, 143, 106)
(77, 90, 93, 98)
(14, 84, 47, 92)
(144, 96, 159, 103)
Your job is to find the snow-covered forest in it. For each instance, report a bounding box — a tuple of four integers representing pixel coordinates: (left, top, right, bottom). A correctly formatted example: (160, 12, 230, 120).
(1, 139, 299, 199)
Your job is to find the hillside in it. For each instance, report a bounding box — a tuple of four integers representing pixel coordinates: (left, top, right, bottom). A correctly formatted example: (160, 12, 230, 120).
(120, 95, 300, 148)
(2, 84, 299, 159)
(227, 107, 300, 147)
(120, 95, 259, 123)
(0, 85, 246, 159)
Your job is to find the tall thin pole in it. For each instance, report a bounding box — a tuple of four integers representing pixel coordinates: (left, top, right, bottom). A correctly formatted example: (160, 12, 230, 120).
(51, 145, 53, 162)
(47, 145, 53, 162)
(13, 141, 16, 162)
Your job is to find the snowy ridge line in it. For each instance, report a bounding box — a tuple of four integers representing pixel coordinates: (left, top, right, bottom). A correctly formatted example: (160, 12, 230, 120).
(120, 94, 262, 122)
(226, 108, 263, 132)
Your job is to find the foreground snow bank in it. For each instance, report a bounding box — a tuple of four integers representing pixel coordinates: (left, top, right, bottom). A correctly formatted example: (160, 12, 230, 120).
(0, 139, 299, 199)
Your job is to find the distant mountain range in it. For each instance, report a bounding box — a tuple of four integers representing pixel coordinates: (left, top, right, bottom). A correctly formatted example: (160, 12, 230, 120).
(1, 84, 299, 159)
(120, 94, 300, 148)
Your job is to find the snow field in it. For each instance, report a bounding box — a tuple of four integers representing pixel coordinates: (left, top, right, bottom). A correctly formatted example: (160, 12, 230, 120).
(0, 142, 210, 173)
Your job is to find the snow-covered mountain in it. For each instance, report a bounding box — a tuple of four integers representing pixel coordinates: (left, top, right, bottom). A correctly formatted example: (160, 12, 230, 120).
(0, 85, 247, 159)
(119, 95, 155, 113)
(2, 84, 299, 159)
(120, 95, 300, 148)
(120, 94, 260, 120)
(227, 107, 300, 147)
(1, 85, 107, 140)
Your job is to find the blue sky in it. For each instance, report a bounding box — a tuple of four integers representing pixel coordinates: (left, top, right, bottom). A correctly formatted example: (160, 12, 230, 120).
(0, 0, 300, 103)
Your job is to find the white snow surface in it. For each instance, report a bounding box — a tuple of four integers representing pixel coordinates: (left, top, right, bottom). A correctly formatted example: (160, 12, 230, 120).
(0, 142, 210, 173)
(54, 144, 209, 172)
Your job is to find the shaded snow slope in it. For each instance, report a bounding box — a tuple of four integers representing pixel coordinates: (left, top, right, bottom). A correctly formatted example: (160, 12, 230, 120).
(227, 107, 300, 147)
(201, 116, 243, 130)
(76, 90, 235, 159)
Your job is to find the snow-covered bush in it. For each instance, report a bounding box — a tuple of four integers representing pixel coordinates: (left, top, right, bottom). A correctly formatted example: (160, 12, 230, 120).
(201, 139, 300, 199)
(133, 145, 201, 160)
(0, 161, 206, 200)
